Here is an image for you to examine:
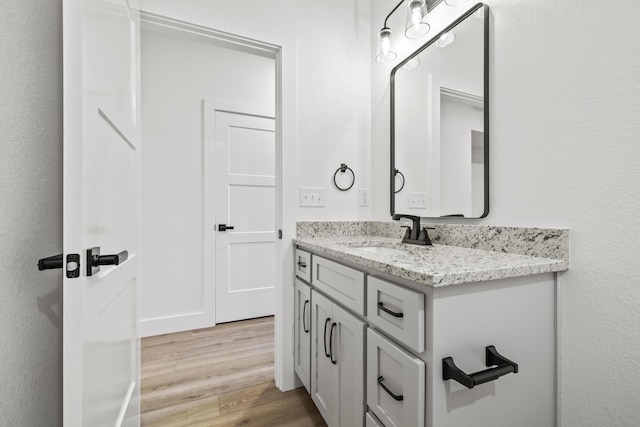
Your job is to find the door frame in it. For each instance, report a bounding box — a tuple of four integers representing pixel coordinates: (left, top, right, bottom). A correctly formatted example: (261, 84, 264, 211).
(139, 11, 298, 391)
(204, 100, 276, 324)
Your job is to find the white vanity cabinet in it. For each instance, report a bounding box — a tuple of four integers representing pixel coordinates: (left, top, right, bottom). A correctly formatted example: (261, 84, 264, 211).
(294, 246, 559, 427)
(311, 290, 366, 427)
(294, 278, 312, 392)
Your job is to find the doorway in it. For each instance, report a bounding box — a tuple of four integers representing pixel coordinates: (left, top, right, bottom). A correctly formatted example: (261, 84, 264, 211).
(139, 15, 277, 335)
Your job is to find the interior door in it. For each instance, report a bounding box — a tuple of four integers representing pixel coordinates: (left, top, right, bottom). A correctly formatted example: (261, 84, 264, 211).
(63, 0, 141, 425)
(215, 109, 276, 323)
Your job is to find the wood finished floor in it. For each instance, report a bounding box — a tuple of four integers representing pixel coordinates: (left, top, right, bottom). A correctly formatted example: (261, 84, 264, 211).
(141, 316, 326, 427)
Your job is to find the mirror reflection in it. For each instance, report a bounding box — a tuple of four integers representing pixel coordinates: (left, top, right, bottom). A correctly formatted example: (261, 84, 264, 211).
(391, 3, 488, 218)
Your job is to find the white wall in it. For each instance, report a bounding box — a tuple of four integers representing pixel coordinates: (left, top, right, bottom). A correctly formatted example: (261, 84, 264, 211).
(372, 1, 640, 425)
(0, 1, 63, 425)
(140, 27, 276, 335)
(139, 0, 373, 221)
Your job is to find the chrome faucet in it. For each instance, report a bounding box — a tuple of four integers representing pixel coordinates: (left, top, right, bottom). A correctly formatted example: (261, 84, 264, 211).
(392, 214, 434, 246)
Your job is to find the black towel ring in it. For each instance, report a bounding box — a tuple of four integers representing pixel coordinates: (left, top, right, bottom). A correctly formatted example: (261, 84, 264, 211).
(394, 169, 405, 193)
(333, 164, 355, 191)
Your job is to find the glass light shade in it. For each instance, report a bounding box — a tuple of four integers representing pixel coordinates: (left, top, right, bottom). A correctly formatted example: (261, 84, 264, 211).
(405, 0, 430, 39)
(435, 31, 456, 47)
(375, 28, 397, 63)
(444, 0, 470, 5)
(402, 58, 420, 70)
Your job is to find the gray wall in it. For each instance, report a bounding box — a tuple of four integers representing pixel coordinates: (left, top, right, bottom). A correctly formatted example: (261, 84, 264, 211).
(0, 1, 63, 425)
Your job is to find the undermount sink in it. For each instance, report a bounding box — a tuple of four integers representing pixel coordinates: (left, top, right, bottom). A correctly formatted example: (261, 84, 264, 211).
(351, 246, 408, 256)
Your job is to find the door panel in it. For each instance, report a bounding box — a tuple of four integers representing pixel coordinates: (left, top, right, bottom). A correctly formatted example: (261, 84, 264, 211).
(294, 280, 312, 392)
(311, 291, 337, 426)
(63, 0, 140, 425)
(215, 110, 276, 323)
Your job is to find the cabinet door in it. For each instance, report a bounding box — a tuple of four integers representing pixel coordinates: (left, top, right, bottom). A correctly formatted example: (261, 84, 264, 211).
(294, 279, 312, 392)
(333, 303, 366, 427)
(367, 329, 425, 427)
(311, 291, 338, 426)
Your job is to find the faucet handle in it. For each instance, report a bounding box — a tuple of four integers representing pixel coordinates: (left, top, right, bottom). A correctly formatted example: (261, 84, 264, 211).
(418, 227, 435, 245)
(400, 225, 412, 239)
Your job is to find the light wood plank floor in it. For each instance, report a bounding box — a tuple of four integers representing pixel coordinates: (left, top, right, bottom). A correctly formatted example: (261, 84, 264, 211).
(141, 316, 327, 427)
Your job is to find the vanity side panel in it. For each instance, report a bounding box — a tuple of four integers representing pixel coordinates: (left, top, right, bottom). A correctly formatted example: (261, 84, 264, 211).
(430, 274, 556, 427)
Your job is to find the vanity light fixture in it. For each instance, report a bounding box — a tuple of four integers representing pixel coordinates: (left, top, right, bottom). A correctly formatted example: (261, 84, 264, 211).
(402, 57, 421, 70)
(435, 31, 456, 47)
(376, 0, 444, 64)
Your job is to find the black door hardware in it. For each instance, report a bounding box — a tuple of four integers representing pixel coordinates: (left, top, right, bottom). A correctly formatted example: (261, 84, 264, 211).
(38, 254, 63, 271)
(442, 345, 518, 389)
(302, 300, 310, 333)
(218, 224, 235, 231)
(378, 302, 404, 318)
(297, 261, 307, 268)
(323, 318, 332, 358)
(278, 229, 282, 239)
(87, 247, 129, 277)
(378, 376, 404, 401)
(37, 253, 80, 278)
(329, 322, 337, 365)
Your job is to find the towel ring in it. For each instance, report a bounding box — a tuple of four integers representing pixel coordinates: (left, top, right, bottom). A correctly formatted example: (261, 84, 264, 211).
(333, 164, 355, 191)
(394, 169, 405, 193)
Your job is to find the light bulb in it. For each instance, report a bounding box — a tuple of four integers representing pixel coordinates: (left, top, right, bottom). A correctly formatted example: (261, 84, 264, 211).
(435, 32, 456, 48)
(405, 0, 430, 39)
(375, 28, 397, 64)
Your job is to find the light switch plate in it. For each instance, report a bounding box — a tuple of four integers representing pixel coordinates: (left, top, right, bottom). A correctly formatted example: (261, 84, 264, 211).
(359, 188, 370, 207)
(300, 187, 325, 207)
(409, 192, 427, 209)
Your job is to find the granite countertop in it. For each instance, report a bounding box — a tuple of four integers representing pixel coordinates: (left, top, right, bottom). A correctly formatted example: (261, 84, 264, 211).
(294, 235, 569, 287)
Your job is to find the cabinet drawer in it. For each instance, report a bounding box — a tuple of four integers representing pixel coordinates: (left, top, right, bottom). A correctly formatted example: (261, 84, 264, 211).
(367, 276, 425, 353)
(366, 411, 385, 427)
(312, 255, 365, 315)
(295, 248, 312, 282)
(367, 329, 425, 427)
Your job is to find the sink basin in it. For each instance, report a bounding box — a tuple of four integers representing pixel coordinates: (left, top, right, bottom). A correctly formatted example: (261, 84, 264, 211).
(352, 246, 408, 256)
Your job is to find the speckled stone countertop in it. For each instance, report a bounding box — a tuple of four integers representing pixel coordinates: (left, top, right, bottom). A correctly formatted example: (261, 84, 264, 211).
(294, 222, 569, 287)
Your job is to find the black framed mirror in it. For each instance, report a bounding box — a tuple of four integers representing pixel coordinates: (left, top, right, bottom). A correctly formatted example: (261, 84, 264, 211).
(391, 3, 489, 219)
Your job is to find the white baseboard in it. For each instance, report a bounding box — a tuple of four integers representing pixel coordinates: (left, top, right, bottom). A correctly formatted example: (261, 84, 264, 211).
(141, 311, 214, 337)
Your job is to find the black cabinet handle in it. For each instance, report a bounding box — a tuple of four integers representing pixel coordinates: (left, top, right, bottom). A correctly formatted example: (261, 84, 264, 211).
(37, 254, 63, 271)
(297, 261, 307, 268)
(442, 345, 518, 389)
(218, 224, 235, 231)
(302, 300, 310, 333)
(378, 302, 404, 318)
(377, 376, 403, 401)
(329, 322, 337, 365)
(323, 318, 331, 358)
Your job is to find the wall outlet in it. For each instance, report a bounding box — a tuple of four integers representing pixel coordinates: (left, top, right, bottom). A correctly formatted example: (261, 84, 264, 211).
(359, 188, 370, 207)
(409, 192, 427, 209)
(300, 187, 325, 207)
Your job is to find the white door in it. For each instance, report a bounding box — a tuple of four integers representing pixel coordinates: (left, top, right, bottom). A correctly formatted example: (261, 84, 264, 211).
(63, 0, 140, 425)
(215, 109, 276, 323)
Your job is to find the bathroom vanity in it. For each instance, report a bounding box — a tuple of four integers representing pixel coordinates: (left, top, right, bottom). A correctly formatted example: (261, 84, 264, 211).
(293, 222, 569, 427)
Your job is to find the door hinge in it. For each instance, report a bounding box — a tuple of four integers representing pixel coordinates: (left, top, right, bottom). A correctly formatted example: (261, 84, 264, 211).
(278, 229, 283, 239)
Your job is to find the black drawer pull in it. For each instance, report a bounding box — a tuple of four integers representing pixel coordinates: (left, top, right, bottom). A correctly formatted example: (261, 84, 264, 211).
(323, 318, 332, 358)
(302, 300, 310, 333)
(378, 302, 404, 318)
(329, 322, 337, 365)
(297, 261, 307, 268)
(377, 376, 403, 401)
(442, 345, 518, 389)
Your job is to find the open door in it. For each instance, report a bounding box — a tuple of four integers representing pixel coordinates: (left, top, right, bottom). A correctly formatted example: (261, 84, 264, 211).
(63, 0, 141, 425)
